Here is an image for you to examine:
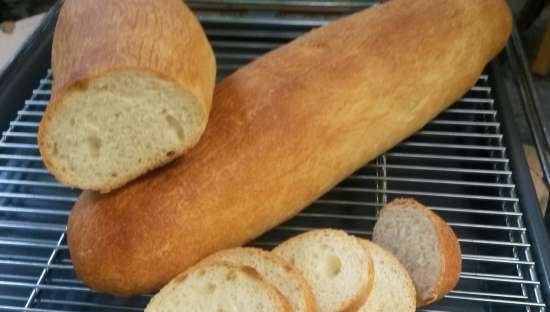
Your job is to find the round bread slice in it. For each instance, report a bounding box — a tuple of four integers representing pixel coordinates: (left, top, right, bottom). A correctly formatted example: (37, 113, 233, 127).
(272, 229, 374, 312)
(372, 198, 462, 307)
(145, 261, 291, 312)
(203, 247, 317, 312)
(358, 240, 416, 311)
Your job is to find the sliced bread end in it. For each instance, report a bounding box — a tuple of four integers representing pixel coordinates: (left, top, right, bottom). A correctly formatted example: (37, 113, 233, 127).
(373, 198, 462, 307)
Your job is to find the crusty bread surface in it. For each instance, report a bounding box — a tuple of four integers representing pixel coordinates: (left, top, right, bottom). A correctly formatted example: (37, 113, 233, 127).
(202, 247, 317, 312)
(272, 229, 373, 312)
(144, 261, 291, 312)
(67, 0, 512, 295)
(373, 198, 462, 307)
(39, 0, 216, 192)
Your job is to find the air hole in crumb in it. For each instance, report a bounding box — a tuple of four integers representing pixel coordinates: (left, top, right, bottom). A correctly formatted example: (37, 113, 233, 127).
(165, 114, 185, 142)
(110, 172, 117, 177)
(114, 112, 121, 119)
(138, 158, 142, 163)
(325, 255, 342, 278)
(206, 283, 216, 294)
(86, 136, 101, 158)
(225, 271, 237, 281)
(166, 151, 175, 157)
(70, 118, 75, 126)
(52, 143, 58, 156)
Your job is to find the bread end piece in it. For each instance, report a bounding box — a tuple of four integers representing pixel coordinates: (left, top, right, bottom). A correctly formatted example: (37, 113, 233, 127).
(373, 198, 461, 307)
(145, 261, 292, 312)
(40, 0, 216, 192)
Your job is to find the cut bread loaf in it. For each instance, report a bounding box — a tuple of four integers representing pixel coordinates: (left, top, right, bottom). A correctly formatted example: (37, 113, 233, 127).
(272, 229, 373, 312)
(358, 240, 416, 312)
(38, 0, 216, 192)
(373, 198, 462, 307)
(68, 0, 512, 295)
(145, 261, 291, 312)
(202, 247, 317, 312)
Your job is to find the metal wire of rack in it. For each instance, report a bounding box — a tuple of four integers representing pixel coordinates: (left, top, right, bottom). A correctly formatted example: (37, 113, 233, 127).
(0, 3, 548, 312)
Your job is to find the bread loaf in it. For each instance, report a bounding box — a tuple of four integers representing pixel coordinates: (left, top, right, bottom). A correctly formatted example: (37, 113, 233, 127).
(373, 198, 462, 307)
(67, 0, 512, 295)
(38, 0, 216, 192)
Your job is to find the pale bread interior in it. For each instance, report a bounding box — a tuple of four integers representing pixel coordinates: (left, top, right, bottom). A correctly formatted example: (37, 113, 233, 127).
(273, 229, 371, 312)
(373, 203, 441, 302)
(359, 240, 416, 311)
(205, 247, 313, 312)
(145, 262, 286, 312)
(41, 70, 204, 192)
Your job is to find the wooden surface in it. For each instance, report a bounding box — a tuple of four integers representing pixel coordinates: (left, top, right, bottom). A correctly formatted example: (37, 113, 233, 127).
(524, 144, 550, 214)
(533, 17, 550, 75)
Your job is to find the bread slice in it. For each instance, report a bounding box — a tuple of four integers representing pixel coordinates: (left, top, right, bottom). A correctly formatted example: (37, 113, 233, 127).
(203, 247, 317, 312)
(358, 240, 416, 311)
(373, 198, 462, 306)
(38, 0, 216, 192)
(145, 261, 291, 312)
(272, 229, 373, 312)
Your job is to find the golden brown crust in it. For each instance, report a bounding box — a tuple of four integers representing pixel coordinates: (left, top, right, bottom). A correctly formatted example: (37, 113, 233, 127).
(38, 0, 216, 191)
(68, 0, 511, 295)
(384, 198, 462, 307)
(49, 0, 215, 109)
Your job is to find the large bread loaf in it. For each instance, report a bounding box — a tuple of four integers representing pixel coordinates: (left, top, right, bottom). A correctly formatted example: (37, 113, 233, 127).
(68, 0, 512, 295)
(38, 0, 216, 192)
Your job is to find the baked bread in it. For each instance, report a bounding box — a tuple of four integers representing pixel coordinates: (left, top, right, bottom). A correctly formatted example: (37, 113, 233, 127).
(373, 198, 462, 307)
(145, 261, 291, 312)
(67, 0, 512, 295)
(272, 229, 373, 312)
(358, 240, 416, 312)
(38, 0, 216, 192)
(202, 247, 317, 312)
